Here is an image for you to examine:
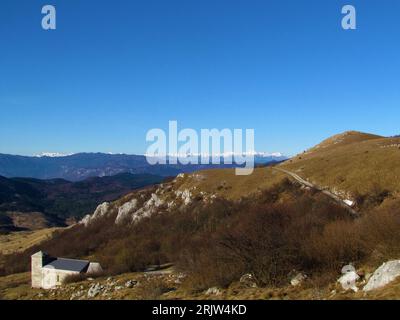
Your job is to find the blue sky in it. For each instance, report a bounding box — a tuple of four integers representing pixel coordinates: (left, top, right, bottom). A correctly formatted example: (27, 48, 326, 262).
(1, 0, 399, 156)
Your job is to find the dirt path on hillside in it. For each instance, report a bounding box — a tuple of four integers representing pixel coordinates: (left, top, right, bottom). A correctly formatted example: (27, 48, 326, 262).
(272, 167, 359, 217)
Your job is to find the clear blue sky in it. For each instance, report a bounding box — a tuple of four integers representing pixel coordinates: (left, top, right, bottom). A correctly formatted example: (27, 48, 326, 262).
(1, 0, 399, 156)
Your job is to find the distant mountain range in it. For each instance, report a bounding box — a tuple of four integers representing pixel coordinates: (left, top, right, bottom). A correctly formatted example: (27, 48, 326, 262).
(0, 153, 287, 181)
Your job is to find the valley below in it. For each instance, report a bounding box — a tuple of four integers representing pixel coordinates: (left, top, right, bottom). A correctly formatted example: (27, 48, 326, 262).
(0, 173, 165, 232)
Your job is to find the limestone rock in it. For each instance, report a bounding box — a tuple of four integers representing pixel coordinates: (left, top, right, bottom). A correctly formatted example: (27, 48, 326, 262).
(147, 193, 164, 208)
(91, 202, 110, 220)
(290, 273, 307, 287)
(176, 189, 192, 205)
(127, 193, 165, 224)
(205, 287, 222, 295)
(87, 283, 103, 298)
(341, 264, 356, 274)
(80, 214, 91, 227)
(125, 280, 137, 288)
(363, 260, 400, 292)
(115, 199, 138, 224)
(338, 271, 359, 292)
(70, 290, 84, 300)
(239, 273, 257, 288)
(81, 202, 110, 227)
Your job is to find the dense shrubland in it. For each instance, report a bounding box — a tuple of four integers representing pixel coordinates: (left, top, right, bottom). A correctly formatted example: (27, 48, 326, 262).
(1, 178, 400, 291)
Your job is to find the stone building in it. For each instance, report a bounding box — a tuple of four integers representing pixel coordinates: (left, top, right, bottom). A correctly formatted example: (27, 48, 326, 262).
(31, 251, 103, 289)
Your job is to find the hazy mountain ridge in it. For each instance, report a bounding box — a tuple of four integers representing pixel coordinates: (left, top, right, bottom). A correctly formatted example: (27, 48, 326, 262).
(0, 153, 286, 181)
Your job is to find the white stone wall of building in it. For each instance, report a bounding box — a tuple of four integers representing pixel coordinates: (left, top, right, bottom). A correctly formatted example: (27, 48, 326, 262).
(41, 268, 79, 289)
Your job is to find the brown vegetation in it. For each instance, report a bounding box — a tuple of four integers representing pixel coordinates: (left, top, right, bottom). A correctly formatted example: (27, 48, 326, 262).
(2, 176, 400, 294)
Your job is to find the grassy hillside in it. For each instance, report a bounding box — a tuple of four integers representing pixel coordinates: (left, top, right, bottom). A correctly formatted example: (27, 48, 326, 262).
(280, 131, 400, 207)
(0, 228, 58, 255)
(167, 131, 400, 207)
(168, 166, 286, 200)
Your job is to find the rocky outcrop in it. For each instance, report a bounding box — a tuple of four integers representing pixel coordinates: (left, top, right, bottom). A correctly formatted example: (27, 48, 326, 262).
(175, 189, 192, 205)
(80, 202, 110, 227)
(115, 199, 138, 224)
(87, 283, 104, 298)
(363, 260, 400, 292)
(130, 193, 164, 224)
(147, 193, 164, 208)
(80, 173, 215, 229)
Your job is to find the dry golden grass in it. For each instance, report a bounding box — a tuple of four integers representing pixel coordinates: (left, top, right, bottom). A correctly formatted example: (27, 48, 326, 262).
(1, 269, 399, 300)
(7, 212, 51, 230)
(281, 131, 400, 198)
(173, 167, 286, 200)
(0, 228, 59, 255)
(0, 272, 33, 300)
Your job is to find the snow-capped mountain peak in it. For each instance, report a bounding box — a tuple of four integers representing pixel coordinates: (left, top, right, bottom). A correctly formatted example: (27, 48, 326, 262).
(35, 152, 75, 158)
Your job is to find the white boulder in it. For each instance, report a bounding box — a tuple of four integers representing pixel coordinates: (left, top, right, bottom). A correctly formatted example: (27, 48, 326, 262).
(341, 264, 356, 274)
(344, 199, 354, 207)
(338, 271, 360, 292)
(290, 273, 307, 287)
(363, 260, 400, 292)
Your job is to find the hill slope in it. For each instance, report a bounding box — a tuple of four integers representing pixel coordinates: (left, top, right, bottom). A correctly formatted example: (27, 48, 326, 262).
(279, 131, 400, 208)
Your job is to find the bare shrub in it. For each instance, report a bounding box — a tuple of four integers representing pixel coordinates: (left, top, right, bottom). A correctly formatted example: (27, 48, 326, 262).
(301, 219, 366, 272)
(354, 184, 391, 209)
(138, 278, 175, 300)
(63, 273, 90, 284)
(177, 181, 359, 289)
(178, 235, 245, 291)
(359, 202, 400, 258)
